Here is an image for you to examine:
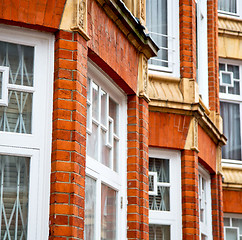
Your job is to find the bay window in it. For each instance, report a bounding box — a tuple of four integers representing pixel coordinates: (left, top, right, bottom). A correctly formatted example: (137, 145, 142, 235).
(0, 25, 54, 239)
(148, 148, 181, 240)
(146, 0, 179, 76)
(85, 61, 127, 240)
(198, 167, 213, 240)
(219, 60, 242, 162)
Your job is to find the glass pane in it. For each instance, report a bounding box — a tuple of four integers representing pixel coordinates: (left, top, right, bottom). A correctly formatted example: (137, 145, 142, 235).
(0, 90, 32, 133)
(84, 177, 96, 240)
(0, 72, 2, 99)
(219, 63, 225, 71)
(87, 122, 98, 160)
(101, 184, 116, 240)
(228, 65, 240, 79)
(218, 0, 237, 13)
(201, 234, 207, 240)
(220, 102, 241, 160)
(219, 85, 226, 93)
(113, 139, 118, 172)
(149, 158, 169, 183)
(0, 41, 34, 87)
(149, 186, 170, 211)
(232, 219, 242, 234)
(149, 224, 170, 240)
(146, 0, 168, 67)
(0, 155, 30, 240)
(101, 90, 107, 126)
(222, 72, 232, 85)
(87, 78, 91, 101)
(109, 98, 118, 135)
(92, 82, 99, 120)
(101, 128, 110, 168)
(226, 228, 238, 240)
(87, 104, 91, 130)
(228, 81, 240, 95)
(224, 218, 230, 227)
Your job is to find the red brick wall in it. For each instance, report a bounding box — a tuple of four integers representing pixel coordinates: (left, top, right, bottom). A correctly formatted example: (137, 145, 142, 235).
(50, 30, 88, 239)
(223, 190, 242, 214)
(0, 0, 66, 30)
(149, 112, 191, 149)
(87, 0, 139, 94)
(198, 125, 217, 172)
(127, 95, 149, 240)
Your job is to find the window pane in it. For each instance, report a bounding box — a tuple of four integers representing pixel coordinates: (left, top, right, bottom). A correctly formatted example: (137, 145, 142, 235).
(224, 217, 230, 227)
(101, 90, 107, 126)
(232, 218, 242, 235)
(0, 91, 32, 133)
(228, 65, 240, 79)
(149, 224, 170, 240)
(84, 177, 96, 240)
(222, 72, 232, 85)
(0, 41, 34, 87)
(113, 139, 118, 172)
(149, 158, 170, 211)
(101, 184, 116, 240)
(226, 228, 238, 240)
(109, 98, 118, 135)
(87, 122, 98, 160)
(228, 81, 240, 95)
(220, 102, 241, 160)
(87, 78, 91, 101)
(0, 155, 30, 240)
(218, 0, 237, 13)
(101, 128, 111, 168)
(219, 63, 225, 71)
(146, 0, 168, 67)
(0, 72, 2, 99)
(92, 82, 99, 120)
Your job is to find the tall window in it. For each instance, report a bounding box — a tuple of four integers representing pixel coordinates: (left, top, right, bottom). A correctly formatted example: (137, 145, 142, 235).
(218, 0, 237, 14)
(84, 61, 127, 240)
(196, 0, 209, 106)
(224, 215, 242, 240)
(148, 148, 181, 240)
(146, 0, 179, 76)
(0, 25, 54, 239)
(198, 167, 213, 240)
(219, 60, 242, 162)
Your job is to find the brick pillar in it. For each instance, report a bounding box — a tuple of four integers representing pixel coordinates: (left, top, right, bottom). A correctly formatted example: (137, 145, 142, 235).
(211, 174, 224, 240)
(127, 95, 149, 240)
(49, 30, 88, 239)
(139, 97, 149, 240)
(180, 0, 197, 80)
(207, 0, 219, 112)
(181, 150, 200, 240)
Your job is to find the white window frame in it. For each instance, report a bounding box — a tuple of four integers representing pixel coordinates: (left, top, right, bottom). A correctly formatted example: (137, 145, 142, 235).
(219, 59, 242, 164)
(218, 0, 241, 18)
(0, 66, 9, 106)
(149, 148, 182, 240)
(147, 0, 180, 77)
(0, 25, 54, 239)
(196, 0, 209, 107)
(224, 213, 242, 240)
(198, 166, 213, 240)
(85, 61, 127, 240)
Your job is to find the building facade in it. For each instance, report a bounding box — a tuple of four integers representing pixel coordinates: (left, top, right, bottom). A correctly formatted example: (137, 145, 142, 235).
(0, 0, 226, 239)
(218, 0, 242, 239)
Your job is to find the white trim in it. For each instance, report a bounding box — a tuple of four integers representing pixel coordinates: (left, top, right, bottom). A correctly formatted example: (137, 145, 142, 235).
(0, 66, 9, 106)
(85, 61, 127, 240)
(218, 0, 241, 18)
(198, 165, 213, 240)
(149, 148, 182, 240)
(147, 0, 180, 77)
(0, 25, 54, 239)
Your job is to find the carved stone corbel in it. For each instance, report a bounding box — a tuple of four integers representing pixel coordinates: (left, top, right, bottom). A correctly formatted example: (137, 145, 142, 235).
(138, 54, 149, 102)
(184, 117, 199, 152)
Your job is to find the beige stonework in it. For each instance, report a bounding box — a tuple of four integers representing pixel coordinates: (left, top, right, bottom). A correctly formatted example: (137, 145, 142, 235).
(184, 117, 199, 152)
(222, 165, 242, 189)
(60, 0, 89, 40)
(138, 54, 149, 101)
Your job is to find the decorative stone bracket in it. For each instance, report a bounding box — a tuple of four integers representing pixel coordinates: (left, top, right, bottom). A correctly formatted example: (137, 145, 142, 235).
(138, 54, 149, 101)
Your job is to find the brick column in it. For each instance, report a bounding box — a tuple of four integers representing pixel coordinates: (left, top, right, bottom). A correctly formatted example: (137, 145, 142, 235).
(127, 95, 149, 240)
(181, 150, 200, 240)
(49, 31, 88, 239)
(211, 174, 224, 240)
(207, 0, 219, 112)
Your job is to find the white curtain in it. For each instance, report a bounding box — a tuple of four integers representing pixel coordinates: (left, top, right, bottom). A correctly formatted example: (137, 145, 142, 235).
(220, 101, 241, 160)
(218, 0, 237, 13)
(146, 0, 168, 67)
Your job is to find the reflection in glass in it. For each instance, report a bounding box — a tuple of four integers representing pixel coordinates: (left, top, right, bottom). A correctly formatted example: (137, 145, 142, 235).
(0, 155, 30, 239)
(84, 177, 96, 240)
(92, 82, 99, 120)
(109, 98, 118, 134)
(149, 224, 170, 240)
(101, 184, 116, 240)
(87, 123, 98, 160)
